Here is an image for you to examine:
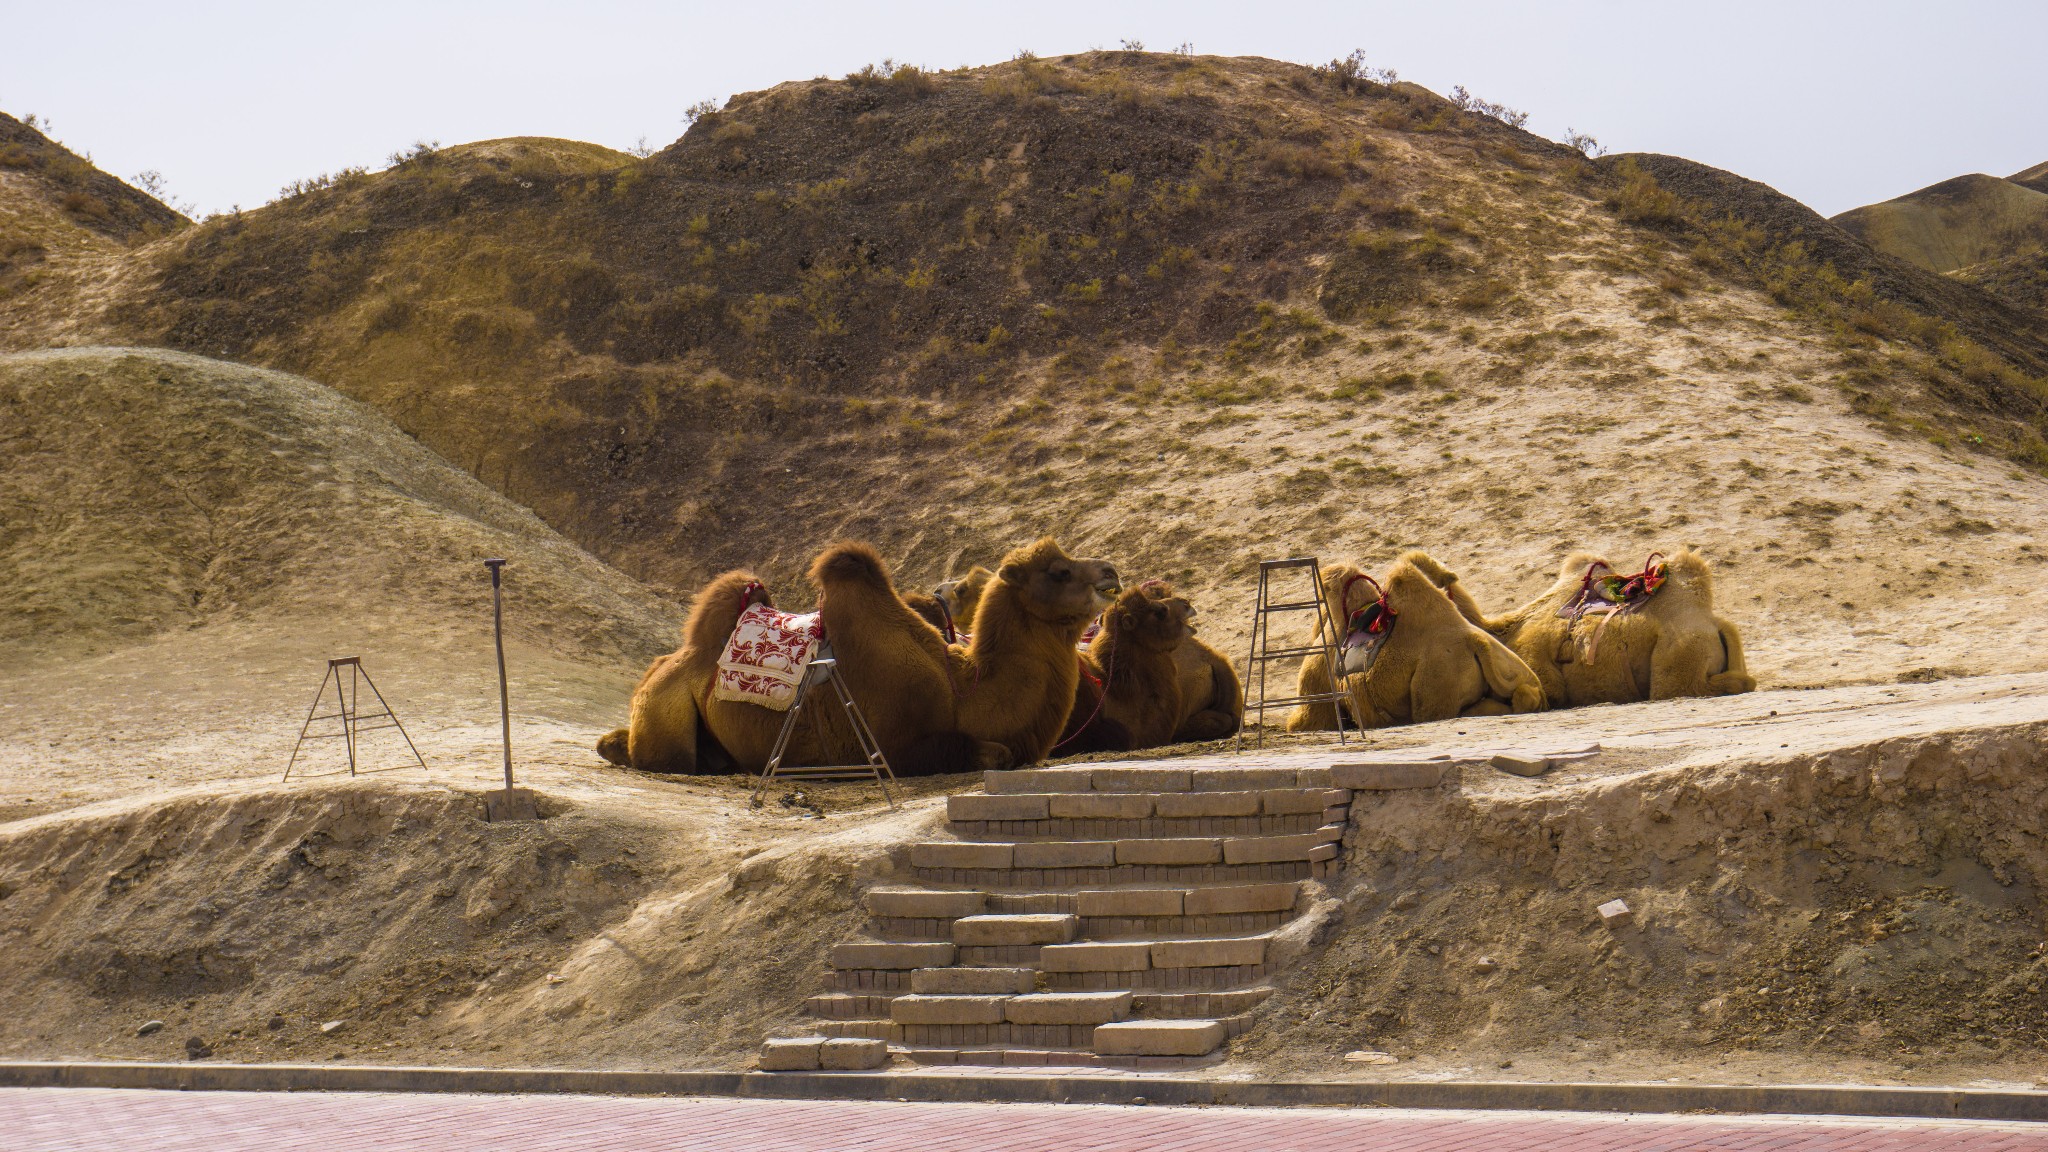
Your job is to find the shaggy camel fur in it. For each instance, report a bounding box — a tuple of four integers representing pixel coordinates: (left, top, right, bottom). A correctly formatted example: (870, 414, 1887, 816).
(1147, 584, 1243, 742)
(1059, 583, 1189, 753)
(1287, 554, 1547, 732)
(1421, 549, 1754, 706)
(934, 566, 994, 631)
(596, 570, 770, 774)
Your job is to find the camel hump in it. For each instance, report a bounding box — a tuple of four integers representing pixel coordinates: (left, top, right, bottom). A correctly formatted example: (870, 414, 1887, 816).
(811, 540, 894, 590)
(1556, 551, 1608, 581)
(1398, 549, 1459, 588)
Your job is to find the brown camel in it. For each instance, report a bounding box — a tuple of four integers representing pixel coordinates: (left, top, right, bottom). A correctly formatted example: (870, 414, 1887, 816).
(1090, 582, 1194, 749)
(596, 570, 770, 775)
(1422, 549, 1754, 705)
(1145, 584, 1243, 742)
(934, 565, 994, 632)
(1287, 553, 1547, 731)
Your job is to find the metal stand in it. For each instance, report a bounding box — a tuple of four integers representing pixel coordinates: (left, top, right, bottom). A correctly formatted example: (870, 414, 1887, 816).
(282, 657, 428, 780)
(752, 650, 898, 809)
(482, 558, 538, 822)
(1237, 557, 1353, 749)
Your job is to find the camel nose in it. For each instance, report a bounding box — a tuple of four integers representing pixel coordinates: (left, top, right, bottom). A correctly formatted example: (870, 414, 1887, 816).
(1091, 563, 1120, 594)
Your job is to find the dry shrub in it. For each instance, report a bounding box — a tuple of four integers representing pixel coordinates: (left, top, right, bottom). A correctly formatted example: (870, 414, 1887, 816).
(1255, 139, 1343, 181)
(1607, 158, 1682, 226)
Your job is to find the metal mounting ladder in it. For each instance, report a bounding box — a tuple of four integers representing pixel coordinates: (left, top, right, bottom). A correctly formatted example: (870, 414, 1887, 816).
(1238, 557, 1353, 749)
(283, 656, 428, 780)
(752, 648, 898, 809)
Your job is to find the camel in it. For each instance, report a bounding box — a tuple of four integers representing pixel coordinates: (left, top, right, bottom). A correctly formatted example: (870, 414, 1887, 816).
(1286, 553, 1547, 732)
(934, 565, 994, 632)
(1058, 582, 1190, 753)
(1146, 584, 1243, 742)
(1416, 549, 1754, 706)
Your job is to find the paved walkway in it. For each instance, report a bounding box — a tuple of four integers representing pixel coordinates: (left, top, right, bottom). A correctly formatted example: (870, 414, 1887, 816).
(6, 1089, 2048, 1150)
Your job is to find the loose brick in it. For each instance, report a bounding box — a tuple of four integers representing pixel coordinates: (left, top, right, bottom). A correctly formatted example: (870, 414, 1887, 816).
(889, 995, 1010, 1025)
(1047, 793, 1153, 820)
(1039, 942, 1152, 972)
(1307, 843, 1340, 862)
(1491, 752, 1553, 777)
(1115, 837, 1221, 865)
(830, 942, 956, 970)
(864, 888, 986, 919)
(1090, 768, 1191, 793)
(1261, 788, 1338, 815)
(952, 913, 1077, 947)
(818, 1037, 889, 1070)
(911, 967, 1036, 995)
(1151, 937, 1267, 968)
(1074, 888, 1183, 918)
(1183, 883, 1298, 916)
(1013, 841, 1116, 869)
(1005, 991, 1133, 1026)
(1331, 760, 1450, 790)
(1191, 767, 1298, 791)
(1221, 833, 1323, 864)
(1093, 1019, 1226, 1056)
(947, 794, 1050, 822)
(984, 769, 1094, 793)
(1314, 823, 1345, 843)
(1154, 791, 1260, 818)
(909, 842, 1014, 870)
(758, 1037, 823, 1071)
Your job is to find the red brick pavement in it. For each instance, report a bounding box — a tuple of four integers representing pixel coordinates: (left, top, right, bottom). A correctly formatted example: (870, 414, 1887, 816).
(6, 1088, 2048, 1151)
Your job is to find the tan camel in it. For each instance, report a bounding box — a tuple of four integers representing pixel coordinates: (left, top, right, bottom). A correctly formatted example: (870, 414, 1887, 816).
(1286, 553, 1547, 731)
(1420, 548, 1754, 705)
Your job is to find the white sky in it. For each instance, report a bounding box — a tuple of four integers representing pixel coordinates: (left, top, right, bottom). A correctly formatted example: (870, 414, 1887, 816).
(5, 0, 2043, 220)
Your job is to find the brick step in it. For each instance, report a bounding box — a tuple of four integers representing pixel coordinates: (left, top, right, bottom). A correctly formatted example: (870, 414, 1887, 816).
(826, 968, 912, 993)
(817, 1019, 901, 1042)
(758, 1036, 890, 1071)
(910, 967, 1037, 995)
(904, 1046, 1102, 1068)
(950, 913, 1077, 947)
(899, 1021, 1097, 1048)
(1093, 1017, 1233, 1057)
(894, 988, 1132, 1026)
(1133, 988, 1273, 1018)
(803, 993, 897, 1020)
(876, 908, 1294, 945)
(983, 767, 1335, 794)
(914, 859, 1318, 889)
(949, 787, 1349, 824)
(1043, 963, 1268, 991)
(911, 830, 1342, 873)
(952, 811, 1342, 840)
(829, 941, 956, 970)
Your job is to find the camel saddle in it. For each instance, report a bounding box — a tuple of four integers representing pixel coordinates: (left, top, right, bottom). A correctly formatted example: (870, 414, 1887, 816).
(712, 602, 825, 710)
(1555, 555, 1666, 663)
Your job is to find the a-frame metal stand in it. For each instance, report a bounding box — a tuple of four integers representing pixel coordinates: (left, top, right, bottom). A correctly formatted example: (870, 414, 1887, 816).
(751, 650, 898, 809)
(1238, 557, 1353, 749)
(283, 656, 428, 781)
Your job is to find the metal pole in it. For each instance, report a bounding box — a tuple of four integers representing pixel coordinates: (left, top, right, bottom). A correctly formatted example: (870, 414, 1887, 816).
(485, 559, 513, 792)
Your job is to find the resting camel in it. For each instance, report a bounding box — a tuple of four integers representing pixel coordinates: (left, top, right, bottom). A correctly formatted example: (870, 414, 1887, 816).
(1413, 548, 1754, 706)
(598, 538, 1117, 776)
(1059, 582, 1191, 753)
(1146, 583, 1243, 742)
(1287, 552, 1547, 732)
(934, 565, 994, 632)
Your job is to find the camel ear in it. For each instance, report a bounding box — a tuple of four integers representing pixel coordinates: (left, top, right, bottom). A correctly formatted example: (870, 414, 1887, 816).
(998, 563, 1025, 586)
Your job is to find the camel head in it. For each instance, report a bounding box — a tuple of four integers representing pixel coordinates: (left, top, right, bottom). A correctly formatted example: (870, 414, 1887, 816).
(1113, 581, 1193, 652)
(997, 538, 1120, 626)
(934, 565, 992, 621)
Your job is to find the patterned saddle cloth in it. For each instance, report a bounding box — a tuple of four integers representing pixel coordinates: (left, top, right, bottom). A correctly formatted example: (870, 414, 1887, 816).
(712, 602, 825, 710)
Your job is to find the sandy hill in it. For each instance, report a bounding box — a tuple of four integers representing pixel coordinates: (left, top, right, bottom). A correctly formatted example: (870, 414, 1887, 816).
(3, 54, 2048, 697)
(1831, 172, 2048, 274)
(0, 112, 183, 309)
(2009, 160, 2048, 195)
(0, 347, 678, 817)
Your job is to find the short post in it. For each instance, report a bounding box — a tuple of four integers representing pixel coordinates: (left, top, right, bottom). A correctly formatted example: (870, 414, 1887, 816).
(483, 559, 538, 822)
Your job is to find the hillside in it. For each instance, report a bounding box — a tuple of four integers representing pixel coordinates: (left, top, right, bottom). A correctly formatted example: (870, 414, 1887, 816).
(1831, 172, 2048, 274)
(4, 54, 2048, 696)
(0, 112, 183, 309)
(0, 347, 678, 818)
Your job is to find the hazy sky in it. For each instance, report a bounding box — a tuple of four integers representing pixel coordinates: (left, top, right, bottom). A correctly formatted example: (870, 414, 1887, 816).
(6, 1, 2043, 219)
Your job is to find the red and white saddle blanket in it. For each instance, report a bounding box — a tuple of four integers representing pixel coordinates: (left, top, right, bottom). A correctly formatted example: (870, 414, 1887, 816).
(711, 602, 824, 710)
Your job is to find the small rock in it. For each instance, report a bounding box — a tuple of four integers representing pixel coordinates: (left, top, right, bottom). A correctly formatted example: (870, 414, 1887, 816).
(1344, 1050, 1398, 1065)
(136, 1020, 164, 1037)
(184, 1036, 212, 1060)
(1131, 1095, 1149, 1106)
(1597, 898, 1633, 927)
(267, 1015, 286, 1031)
(1499, 1059, 1514, 1069)
(1473, 956, 1498, 975)
(1390, 891, 1419, 911)
(1491, 752, 1552, 777)
(319, 1020, 345, 1035)
(545, 973, 566, 985)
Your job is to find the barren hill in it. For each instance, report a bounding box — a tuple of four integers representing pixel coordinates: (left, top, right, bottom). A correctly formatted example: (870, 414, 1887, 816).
(0, 347, 677, 817)
(1831, 172, 2048, 274)
(5, 54, 2048, 695)
(0, 112, 183, 308)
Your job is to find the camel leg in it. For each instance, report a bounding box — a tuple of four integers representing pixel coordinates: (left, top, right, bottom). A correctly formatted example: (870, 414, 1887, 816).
(624, 660, 701, 773)
(596, 728, 632, 767)
(1648, 634, 1717, 701)
(1468, 632, 1547, 713)
(1461, 698, 1512, 717)
(1175, 709, 1239, 743)
(1285, 649, 1342, 732)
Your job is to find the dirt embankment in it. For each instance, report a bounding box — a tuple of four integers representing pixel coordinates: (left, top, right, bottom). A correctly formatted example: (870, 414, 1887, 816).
(1248, 716, 2048, 1085)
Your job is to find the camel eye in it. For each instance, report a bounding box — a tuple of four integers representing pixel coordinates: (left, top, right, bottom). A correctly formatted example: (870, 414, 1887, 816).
(1050, 567, 1071, 582)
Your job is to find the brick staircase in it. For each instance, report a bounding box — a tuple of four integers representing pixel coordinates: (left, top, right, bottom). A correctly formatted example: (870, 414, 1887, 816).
(761, 764, 1352, 1070)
